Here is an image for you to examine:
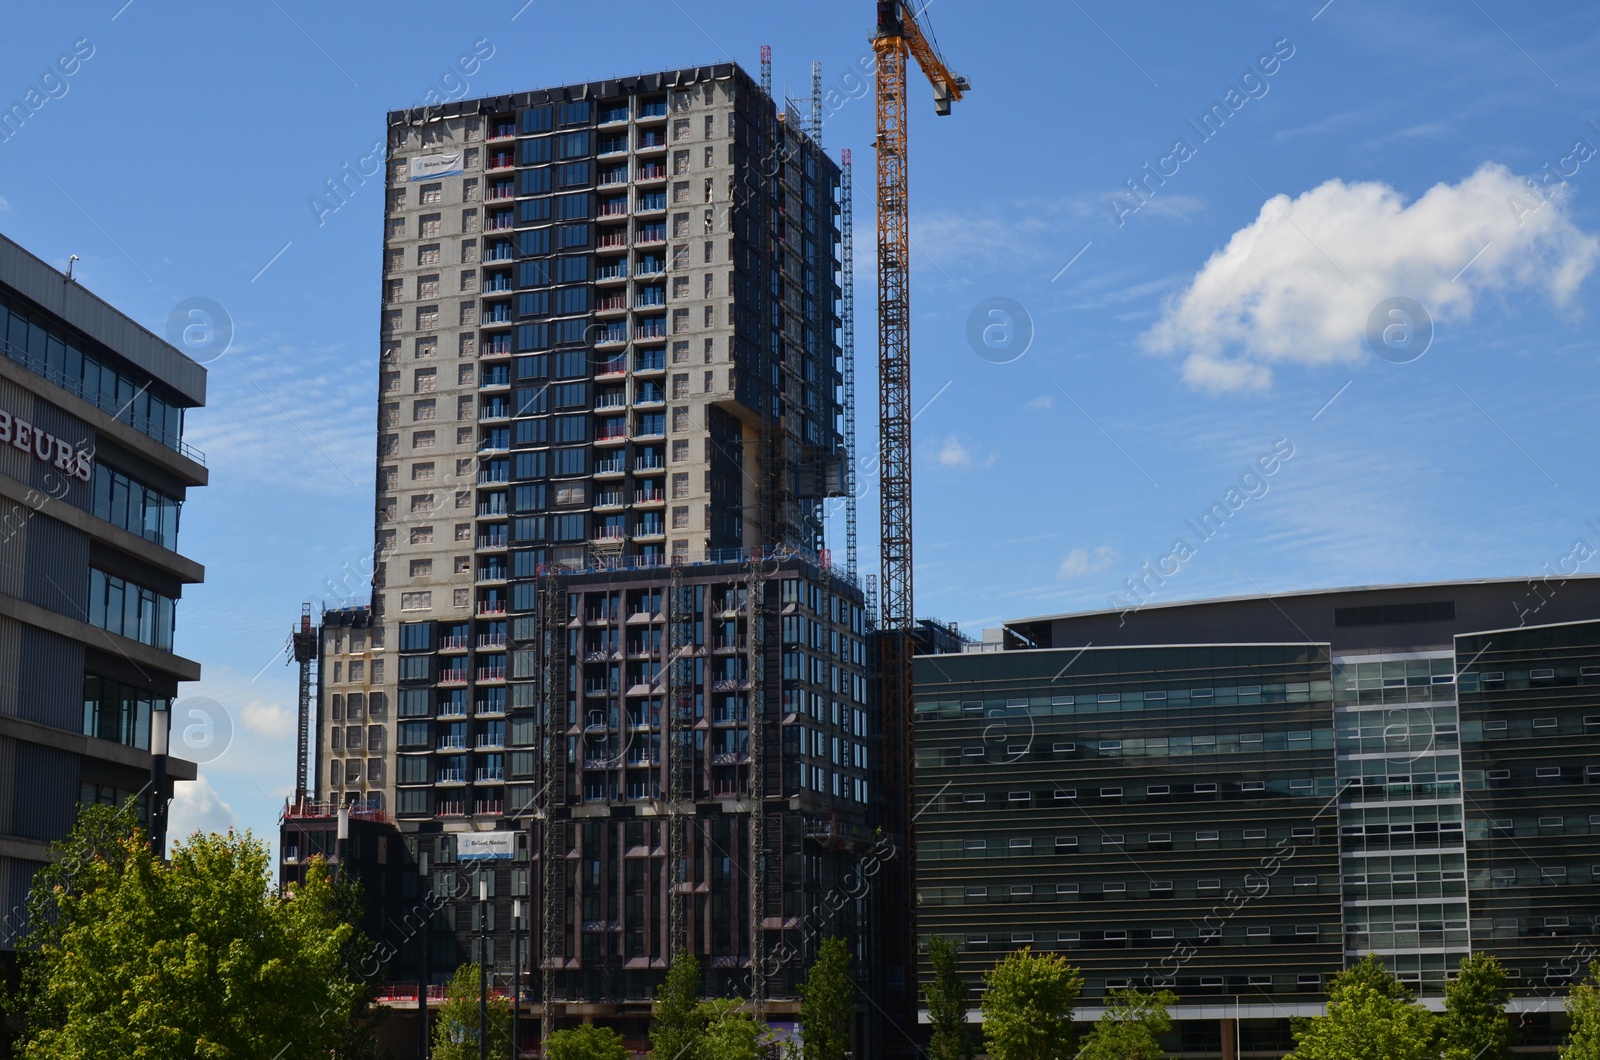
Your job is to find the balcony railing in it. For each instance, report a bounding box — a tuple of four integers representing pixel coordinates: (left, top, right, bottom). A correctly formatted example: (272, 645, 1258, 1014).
(483, 337, 513, 356)
(438, 670, 470, 686)
(477, 601, 507, 616)
(438, 802, 467, 817)
(638, 163, 667, 180)
(477, 633, 507, 649)
(599, 232, 628, 249)
(474, 801, 503, 817)
(596, 261, 628, 280)
(596, 427, 628, 441)
(594, 457, 627, 475)
(438, 736, 467, 750)
(478, 666, 506, 681)
(635, 321, 666, 339)
(477, 768, 505, 783)
(635, 489, 664, 504)
(440, 635, 470, 650)
(477, 533, 508, 549)
(595, 491, 625, 508)
(437, 768, 467, 783)
(488, 154, 514, 170)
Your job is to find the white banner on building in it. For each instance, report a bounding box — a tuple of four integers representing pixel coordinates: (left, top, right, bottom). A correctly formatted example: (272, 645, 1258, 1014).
(457, 831, 516, 861)
(409, 151, 465, 180)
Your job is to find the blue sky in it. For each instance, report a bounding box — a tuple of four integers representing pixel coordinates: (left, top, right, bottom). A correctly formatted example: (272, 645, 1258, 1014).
(3, 1, 1598, 852)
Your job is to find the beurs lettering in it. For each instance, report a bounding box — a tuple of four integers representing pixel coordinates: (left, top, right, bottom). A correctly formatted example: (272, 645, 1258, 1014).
(0, 407, 93, 481)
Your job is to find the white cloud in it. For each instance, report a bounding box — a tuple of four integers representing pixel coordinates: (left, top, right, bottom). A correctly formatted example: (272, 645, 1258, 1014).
(1024, 394, 1053, 411)
(0, 194, 10, 213)
(935, 436, 996, 469)
(1143, 163, 1600, 391)
(167, 773, 239, 849)
(1059, 546, 1119, 578)
(241, 698, 296, 740)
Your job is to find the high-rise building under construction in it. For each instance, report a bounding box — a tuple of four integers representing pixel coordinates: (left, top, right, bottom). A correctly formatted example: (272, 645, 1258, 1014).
(297, 61, 874, 1048)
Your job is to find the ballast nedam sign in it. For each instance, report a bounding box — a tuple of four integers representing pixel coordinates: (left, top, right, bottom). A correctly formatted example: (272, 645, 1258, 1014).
(0, 407, 93, 481)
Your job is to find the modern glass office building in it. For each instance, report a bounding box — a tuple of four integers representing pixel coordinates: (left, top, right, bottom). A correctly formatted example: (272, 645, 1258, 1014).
(0, 232, 205, 944)
(917, 577, 1600, 1057)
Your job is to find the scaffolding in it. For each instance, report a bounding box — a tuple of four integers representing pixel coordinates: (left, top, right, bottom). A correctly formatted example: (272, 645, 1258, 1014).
(811, 61, 823, 144)
(840, 150, 857, 579)
(667, 558, 694, 961)
(538, 569, 566, 1054)
(745, 554, 769, 1020)
(760, 45, 772, 98)
(289, 603, 317, 803)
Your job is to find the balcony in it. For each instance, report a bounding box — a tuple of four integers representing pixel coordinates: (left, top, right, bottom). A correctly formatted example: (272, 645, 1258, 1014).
(437, 768, 467, 784)
(438, 669, 470, 686)
(635, 225, 667, 245)
(599, 106, 629, 126)
(596, 356, 628, 377)
(488, 153, 515, 170)
(476, 569, 507, 584)
(595, 392, 627, 411)
(477, 532, 508, 550)
(634, 320, 667, 341)
(486, 184, 516, 202)
(596, 427, 628, 444)
(639, 101, 667, 119)
(594, 457, 627, 477)
(637, 163, 667, 181)
(438, 802, 467, 818)
(479, 404, 511, 422)
(595, 326, 628, 347)
(635, 258, 665, 277)
(634, 291, 666, 309)
(477, 666, 506, 682)
(636, 131, 668, 151)
(477, 601, 507, 616)
(637, 193, 667, 213)
(438, 736, 467, 750)
(490, 122, 516, 140)
(594, 491, 625, 509)
(599, 231, 629, 250)
(634, 489, 665, 505)
(600, 199, 629, 218)
(477, 499, 508, 517)
(476, 736, 505, 750)
(474, 800, 504, 817)
(591, 527, 627, 544)
(596, 261, 628, 281)
(440, 634, 470, 651)
(634, 457, 666, 474)
(596, 294, 627, 314)
(477, 632, 507, 649)
(634, 351, 666, 372)
(633, 524, 666, 540)
(476, 768, 506, 783)
(482, 337, 513, 357)
(600, 165, 629, 187)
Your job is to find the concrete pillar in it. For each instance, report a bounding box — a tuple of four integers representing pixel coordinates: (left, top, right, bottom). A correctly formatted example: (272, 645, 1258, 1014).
(1220, 1017, 1238, 1060)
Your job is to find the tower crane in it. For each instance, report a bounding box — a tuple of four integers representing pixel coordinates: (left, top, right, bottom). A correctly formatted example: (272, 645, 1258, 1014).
(873, 0, 967, 1049)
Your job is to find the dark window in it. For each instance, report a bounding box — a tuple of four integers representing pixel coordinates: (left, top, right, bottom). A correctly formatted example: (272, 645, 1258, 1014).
(514, 387, 548, 417)
(553, 351, 586, 378)
(513, 484, 547, 512)
(518, 198, 552, 224)
(398, 656, 431, 681)
(518, 261, 550, 288)
(555, 255, 590, 282)
(557, 132, 590, 159)
(552, 513, 586, 541)
(518, 229, 551, 257)
(557, 161, 591, 187)
(518, 138, 552, 165)
(553, 415, 587, 443)
(520, 107, 553, 134)
(555, 192, 591, 220)
(1334, 601, 1455, 627)
(552, 447, 587, 476)
(399, 622, 433, 652)
(556, 224, 591, 249)
(398, 689, 430, 717)
(514, 419, 548, 445)
(515, 355, 548, 381)
(517, 291, 549, 318)
(514, 451, 547, 478)
(512, 516, 546, 542)
(554, 383, 587, 408)
(553, 319, 586, 345)
(559, 100, 590, 125)
(554, 287, 589, 315)
(516, 323, 549, 352)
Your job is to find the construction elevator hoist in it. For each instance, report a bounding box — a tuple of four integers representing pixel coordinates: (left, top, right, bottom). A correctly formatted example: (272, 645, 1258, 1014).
(873, 0, 966, 1047)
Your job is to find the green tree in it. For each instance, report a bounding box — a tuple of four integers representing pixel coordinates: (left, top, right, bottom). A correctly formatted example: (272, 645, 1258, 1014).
(1077, 987, 1176, 1060)
(800, 936, 854, 1060)
(1286, 955, 1437, 1060)
(8, 805, 361, 1059)
(979, 948, 1084, 1060)
(1563, 961, 1600, 1060)
(924, 936, 974, 1060)
(651, 952, 708, 1060)
(699, 1000, 775, 1060)
(1443, 952, 1512, 1060)
(548, 1023, 630, 1060)
(432, 963, 511, 1060)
